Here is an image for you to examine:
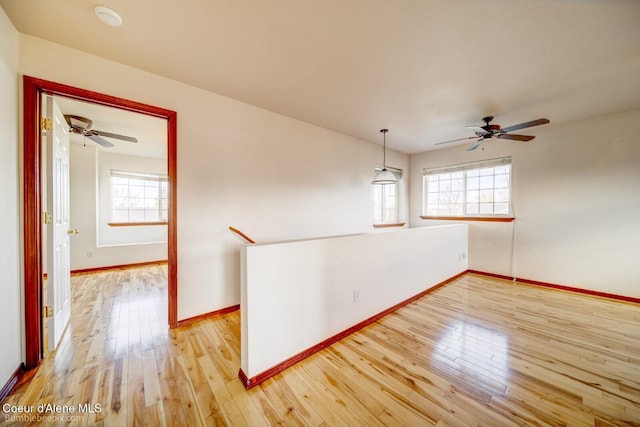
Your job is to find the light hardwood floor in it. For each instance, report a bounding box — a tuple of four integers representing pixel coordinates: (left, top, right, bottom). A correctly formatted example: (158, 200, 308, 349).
(2, 266, 639, 426)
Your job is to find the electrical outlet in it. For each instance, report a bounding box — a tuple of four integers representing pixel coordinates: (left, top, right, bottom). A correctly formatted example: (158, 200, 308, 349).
(354, 289, 360, 303)
(86, 251, 93, 258)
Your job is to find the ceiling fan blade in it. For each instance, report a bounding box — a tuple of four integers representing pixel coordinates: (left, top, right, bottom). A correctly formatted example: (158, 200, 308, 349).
(501, 118, 549, 133)
(467, 138, 484, 151)
(434, 136, 479, 146)
(87, 134, 114, 147)
(497, 134, 535, 141)
(65, 114, 93, 130)
(92, 130, 138, 143)
(465, 126, 489, 134)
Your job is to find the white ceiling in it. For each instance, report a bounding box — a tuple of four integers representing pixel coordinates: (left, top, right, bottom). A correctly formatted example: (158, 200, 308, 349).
(3, 0, 640, 153)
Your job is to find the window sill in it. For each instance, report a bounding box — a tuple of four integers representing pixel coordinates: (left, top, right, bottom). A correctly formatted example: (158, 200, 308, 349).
(108, 221, 168, 227)
(420, 216, 514, 223)
(373, 223, 406, 228)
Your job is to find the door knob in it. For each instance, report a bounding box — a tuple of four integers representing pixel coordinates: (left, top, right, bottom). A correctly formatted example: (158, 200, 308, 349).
(68, 229, 79, 235)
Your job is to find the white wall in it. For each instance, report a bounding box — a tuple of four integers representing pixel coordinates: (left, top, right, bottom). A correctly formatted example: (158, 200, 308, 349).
(19, 34, 409, 320)
(0, 6, 22, 391)
(410, 109, 640, 298)
(69, 143, 167, 270)
(241, 225, 468, 378)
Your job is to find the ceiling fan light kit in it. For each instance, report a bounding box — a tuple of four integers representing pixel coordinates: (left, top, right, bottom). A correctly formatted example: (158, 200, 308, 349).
(435, 116, 550, 151)
(372, 129, 397, 185)
(94, 5, 123, 27)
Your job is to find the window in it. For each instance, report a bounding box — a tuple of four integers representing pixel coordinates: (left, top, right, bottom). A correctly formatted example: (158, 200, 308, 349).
(373, 165, 402, 225)
(423, 157, 511, 217)
(110, 170, 168, 224)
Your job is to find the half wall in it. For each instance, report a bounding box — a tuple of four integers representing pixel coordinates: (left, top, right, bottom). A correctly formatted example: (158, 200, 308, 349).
(240, 225, 468, 385)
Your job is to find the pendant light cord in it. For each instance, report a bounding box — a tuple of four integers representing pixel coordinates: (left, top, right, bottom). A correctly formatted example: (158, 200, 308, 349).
(381, 129, 388, 169)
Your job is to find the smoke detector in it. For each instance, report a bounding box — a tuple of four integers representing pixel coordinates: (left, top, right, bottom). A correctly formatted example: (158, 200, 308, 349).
(94, 5, 123, 27)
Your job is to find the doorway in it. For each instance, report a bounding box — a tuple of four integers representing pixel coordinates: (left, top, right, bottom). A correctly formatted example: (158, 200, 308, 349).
(23, 75, 178, 369)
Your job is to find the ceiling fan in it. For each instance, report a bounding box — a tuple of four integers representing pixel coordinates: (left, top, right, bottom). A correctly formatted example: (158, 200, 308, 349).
(64, 115, 138, 148)
(435, 116, 550, 151)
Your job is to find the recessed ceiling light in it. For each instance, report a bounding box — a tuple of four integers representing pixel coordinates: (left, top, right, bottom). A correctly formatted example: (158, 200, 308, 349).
(94, 5, 123, 27)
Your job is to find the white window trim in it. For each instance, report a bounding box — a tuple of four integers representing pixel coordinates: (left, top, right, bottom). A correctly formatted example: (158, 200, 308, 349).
(422, 156, 512, 218)
(373, 164, 403, 225)
(110, 170, 168, 224)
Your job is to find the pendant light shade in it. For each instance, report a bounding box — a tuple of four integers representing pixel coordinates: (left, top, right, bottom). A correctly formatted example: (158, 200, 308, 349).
(371, 168, 397, 184)
(372, 129, 397, 185)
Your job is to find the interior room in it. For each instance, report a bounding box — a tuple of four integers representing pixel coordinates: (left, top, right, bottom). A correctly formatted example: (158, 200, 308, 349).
(1, 1, 638, 425)
(52, 97, 169, 271)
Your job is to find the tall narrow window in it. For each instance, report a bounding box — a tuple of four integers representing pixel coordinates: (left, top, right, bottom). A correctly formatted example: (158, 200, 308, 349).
(373, 165, 402, 225)
(423, 157, 511, 217)
(110, 170, 168, 224)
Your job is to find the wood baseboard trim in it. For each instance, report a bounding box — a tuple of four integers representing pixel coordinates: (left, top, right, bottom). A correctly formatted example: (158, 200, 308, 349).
(238, 270, 467, 389)
(468, 270, 514, 281)
(177, 304, 240, 327)
(468, 270, 640, 304)
(0, 364, 27, 404)
(71, 260, 168, 275)
(238, 368, 250, 389)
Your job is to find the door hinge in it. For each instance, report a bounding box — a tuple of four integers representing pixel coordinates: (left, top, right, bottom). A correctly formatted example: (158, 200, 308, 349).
(43, 305, 53, 318)
(42, 211, 52, 225)
(41, 117, 52, 131)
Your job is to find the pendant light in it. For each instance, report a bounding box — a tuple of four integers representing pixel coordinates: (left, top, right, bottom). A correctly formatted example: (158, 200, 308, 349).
(371, 129, 397, 185)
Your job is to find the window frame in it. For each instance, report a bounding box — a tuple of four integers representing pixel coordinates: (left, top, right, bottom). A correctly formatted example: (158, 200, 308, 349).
(372, 164, 404, 227)
(109, 170, 169, 226)
(421, 157, 514, 222)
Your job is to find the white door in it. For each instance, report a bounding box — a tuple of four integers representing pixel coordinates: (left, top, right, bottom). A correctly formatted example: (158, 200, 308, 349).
(45, 96, 72, 351)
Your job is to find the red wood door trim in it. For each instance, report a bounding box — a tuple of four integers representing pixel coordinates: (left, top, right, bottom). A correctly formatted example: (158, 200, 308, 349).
(23, 77, 41, 369)
(22, 76, 178, 369)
